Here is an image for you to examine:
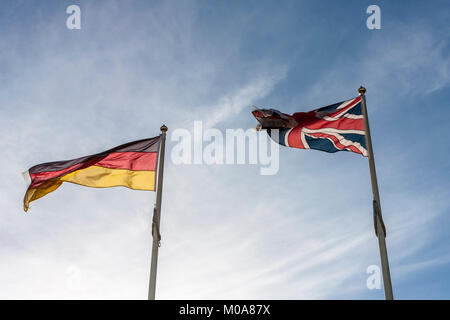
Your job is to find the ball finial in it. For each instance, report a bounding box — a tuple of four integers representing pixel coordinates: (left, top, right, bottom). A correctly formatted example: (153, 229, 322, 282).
(160, 124, 168, 132)
(358, 86, 366, 95)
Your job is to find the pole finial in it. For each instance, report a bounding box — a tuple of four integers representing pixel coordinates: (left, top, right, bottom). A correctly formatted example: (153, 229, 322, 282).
(160, 124, 168, 132)
(358, 86, 366, 95)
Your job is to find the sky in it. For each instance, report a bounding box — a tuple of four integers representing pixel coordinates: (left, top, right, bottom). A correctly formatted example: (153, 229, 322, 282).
(0, 0, 449, 299)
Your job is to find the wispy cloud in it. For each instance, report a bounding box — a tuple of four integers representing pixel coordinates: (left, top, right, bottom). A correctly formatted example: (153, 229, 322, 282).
(204, 68, 287, 128)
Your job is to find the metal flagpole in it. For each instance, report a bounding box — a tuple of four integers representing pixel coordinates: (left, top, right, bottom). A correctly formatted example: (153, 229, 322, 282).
(358, 87, 394, 300)
(148, 124, 168, 300)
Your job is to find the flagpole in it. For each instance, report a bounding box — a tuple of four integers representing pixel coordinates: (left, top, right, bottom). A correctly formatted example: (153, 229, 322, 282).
(148, 124, 168, 300)
(358, 87, 394, 300)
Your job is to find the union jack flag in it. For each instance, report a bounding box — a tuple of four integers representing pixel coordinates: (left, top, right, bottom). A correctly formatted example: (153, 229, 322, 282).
(252, 96, 368, 156)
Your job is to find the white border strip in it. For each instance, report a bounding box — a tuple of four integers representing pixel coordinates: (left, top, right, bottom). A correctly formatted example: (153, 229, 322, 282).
(22, 170, 31, 188)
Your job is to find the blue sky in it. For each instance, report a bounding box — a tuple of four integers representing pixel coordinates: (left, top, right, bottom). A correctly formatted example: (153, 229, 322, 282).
(0, 0, 449, 299)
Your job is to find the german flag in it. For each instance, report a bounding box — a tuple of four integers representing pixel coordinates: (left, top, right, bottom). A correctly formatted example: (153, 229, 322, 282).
(23, 136, 160, 212)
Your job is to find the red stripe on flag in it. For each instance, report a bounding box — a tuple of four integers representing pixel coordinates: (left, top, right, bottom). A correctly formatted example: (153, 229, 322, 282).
(287, 126, 304, 149)
(96, 152, 157, 171)
(305, 117, 364, 131)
